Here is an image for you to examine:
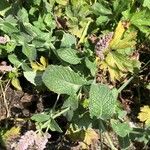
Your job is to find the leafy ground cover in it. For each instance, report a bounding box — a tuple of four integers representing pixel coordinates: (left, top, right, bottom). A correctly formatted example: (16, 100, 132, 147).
(0, 0, 150, 149)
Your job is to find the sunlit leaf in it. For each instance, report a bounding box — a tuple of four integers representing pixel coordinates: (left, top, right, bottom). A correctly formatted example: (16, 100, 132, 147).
(11, 78, 22, 91)
(143, 0, 150, 9)
(109, 21, 125, 48)
(24, 71, 43, 86)
(89, 84, 116, 119)
(111, 119, 132, 137)
(31, 62, 44, 71)
(2, 126, 20, 147)
(31, 114, 50, 122)
(8, 54, 21, 67)
(57, 48, 81, 64)
(61, 33, 76, 47)
(40, 56, 48, 67)
(22, 43, 37, 61)
(92, 2, 112, 15)
(56, 0, 68, 5)
(42, 65, 86, 95)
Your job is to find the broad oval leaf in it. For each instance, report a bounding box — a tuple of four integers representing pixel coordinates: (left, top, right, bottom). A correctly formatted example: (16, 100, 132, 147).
(89, 84, 116, 119)
(62, 94, 78, 121)
(11, 78, 22, 91)
(31, 114, 50, 123)
(42, 65, 86, 95)
(8, 54, 21, 67)
(61, 33, 76, 47)
(92, 2, 112, 15)
(57, 48, 81, 64)
(22, 43, 37, 61)
(24, 71, 43, 86)
(111, 119, 132, 137)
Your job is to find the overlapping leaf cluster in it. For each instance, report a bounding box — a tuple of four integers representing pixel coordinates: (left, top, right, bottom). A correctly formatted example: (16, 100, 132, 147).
(0, 0, 150, 149)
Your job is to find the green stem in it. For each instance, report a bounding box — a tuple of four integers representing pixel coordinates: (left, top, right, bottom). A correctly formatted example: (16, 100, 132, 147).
(53, 94, 60, 110)
(118, 59, 150, 93)
(78, 20, 91, 44)
(53, 107, 70, 119)
(118, 76, 134, 93)
(0, 81, 10, 118)
(99, 120, 118, 150)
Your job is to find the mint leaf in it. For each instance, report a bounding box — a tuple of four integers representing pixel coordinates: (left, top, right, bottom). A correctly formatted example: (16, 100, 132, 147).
(0, 0, 10, 17)
(24, 71, 43, 86)
(22, 43, 37, 61)
(42, 65, 86, 95)
(57, 48, 81, 64)
(62, 94, 78, 121)
(31, 114, 50, 123)
(61, 33, 76, 47)
(111, 119, 132, 137)
(143, 0, 150, 9)
(8, 54, 21, 67)
(49, 118, 63, 132)
(89, 84, 116, 119)
(92, 2, 112, 15)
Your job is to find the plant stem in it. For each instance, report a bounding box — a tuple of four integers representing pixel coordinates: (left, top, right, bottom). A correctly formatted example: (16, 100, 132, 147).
(118, 76, 134, 93)
(53, 107, 70, 119)
(0, 81, 10, 118)
(78, 20, 91, 44)
(118, 59, 150, 93)
(53, 94, 60, 110)
(99, 120, 118, 150)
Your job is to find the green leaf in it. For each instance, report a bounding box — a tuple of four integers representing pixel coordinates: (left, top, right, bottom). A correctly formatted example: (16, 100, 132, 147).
(111, 119, 132, 137)
(5, 15, 17, 25)
(42, 0, 54, 13)
(113, 0, 131, 18)
(146, 83, 150, 90)
(143, 0, 150, 9)
(57, 48, 81, 64)
(44, 13, 56, 28)
(62, 95, 78, 121)
(85, 58, 97, 76)
(92, 2, 112, 15)
(22, 23, 37, 38)
(61, 33, 76, 47)
(42, 65, 86, 95)
(33, 0, 41, 6)
(118, 135, 131, 150)
(6, 40, 16, 53)
(8, 54, 21, 67)
(23, 71, 43, 86)
(17, 7, 29, 23)
(131, 10, 150, 27)
(49, 118, 63, 132)
(0, 0, 10, 17)
(22, 43, 37, 61)
(72, 110, 92, 129)
(89, 84, 116, 119)
(96, 16, 109, 25)
(56, 0, 68, 5)
(31, 114, 50, 123)
(0, 22, 19, 34)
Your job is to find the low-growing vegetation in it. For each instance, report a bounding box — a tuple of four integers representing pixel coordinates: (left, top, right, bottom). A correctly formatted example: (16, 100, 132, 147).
(0, 0, 150, 149)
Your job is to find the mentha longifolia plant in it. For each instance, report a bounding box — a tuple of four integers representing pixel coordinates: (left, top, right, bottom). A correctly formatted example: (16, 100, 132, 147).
(0, 0, 150, 149)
